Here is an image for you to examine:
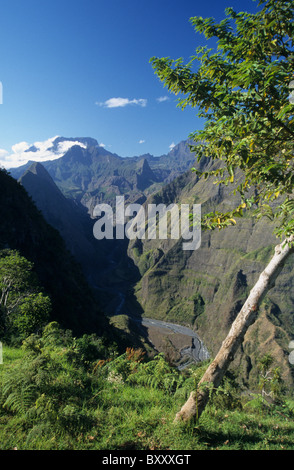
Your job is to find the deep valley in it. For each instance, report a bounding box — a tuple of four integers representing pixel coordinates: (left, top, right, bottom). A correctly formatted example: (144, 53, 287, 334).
(7, 136, 294, 390)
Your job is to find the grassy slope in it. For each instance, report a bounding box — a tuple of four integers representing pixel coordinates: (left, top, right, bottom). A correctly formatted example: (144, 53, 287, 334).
(1, 342, 294, 451)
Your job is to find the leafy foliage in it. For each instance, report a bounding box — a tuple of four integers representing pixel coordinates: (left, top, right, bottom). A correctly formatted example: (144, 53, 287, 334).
(13, 293, 51, 337)
(0, 323, 107, 434)
(151, 0, 294, 239)
(122, 352, 185, 393)
(0, 250, 51, 339)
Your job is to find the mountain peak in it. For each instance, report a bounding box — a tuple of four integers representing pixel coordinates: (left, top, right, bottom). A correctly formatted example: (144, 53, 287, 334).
(49, 136, 99, 152)
(135, 157, 157, 190)
(24, 136, 99, 155)
(25, 161, 49, 175)
(21, 161, 55, 186)
(136, 157, 151, 171)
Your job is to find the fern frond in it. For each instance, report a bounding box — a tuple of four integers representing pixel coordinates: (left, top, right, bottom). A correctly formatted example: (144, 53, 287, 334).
(3, 383, 36, 414)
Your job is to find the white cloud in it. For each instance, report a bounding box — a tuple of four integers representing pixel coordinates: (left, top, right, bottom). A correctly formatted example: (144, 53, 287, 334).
(34, 136, 60, 152)
(0, 149, 8, 159)
(57, 140, 86, 154)
(96, 97, 147, 108)
(157, 96, 169, 103)
(139, 140, 145, 144)
(169, 142, 176, 151)
(11, 141, 30, 154)
(0, 136, 87, 169)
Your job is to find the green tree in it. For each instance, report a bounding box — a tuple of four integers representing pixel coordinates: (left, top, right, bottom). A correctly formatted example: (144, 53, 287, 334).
(151, 0, 294, 421)
(12, 293, 51, 337)
(0, 250, 51, 338)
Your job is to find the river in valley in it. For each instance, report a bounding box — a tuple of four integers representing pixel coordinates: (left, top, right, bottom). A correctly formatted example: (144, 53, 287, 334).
(113, 291, 210, 369)
(139, 317, 210, 369)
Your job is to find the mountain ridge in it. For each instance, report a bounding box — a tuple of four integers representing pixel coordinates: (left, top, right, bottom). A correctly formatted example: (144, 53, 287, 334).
(18, 162, 102, 281)
(9, 137, 196, 212)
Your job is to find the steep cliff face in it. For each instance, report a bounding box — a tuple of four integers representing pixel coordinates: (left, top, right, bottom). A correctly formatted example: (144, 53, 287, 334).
(127, 168, 294, 387)
(0, 168, 107, 336)
(18, 162, 105, 282)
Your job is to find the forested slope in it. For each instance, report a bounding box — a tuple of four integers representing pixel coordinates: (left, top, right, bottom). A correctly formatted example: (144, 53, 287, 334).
(0, 168, 107, 336)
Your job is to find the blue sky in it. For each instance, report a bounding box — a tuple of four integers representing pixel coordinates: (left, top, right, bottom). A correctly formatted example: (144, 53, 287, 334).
(0, 0, 259, 167)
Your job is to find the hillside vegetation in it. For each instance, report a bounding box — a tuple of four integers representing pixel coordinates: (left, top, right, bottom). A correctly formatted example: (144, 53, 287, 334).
(1, 322, 294, 451)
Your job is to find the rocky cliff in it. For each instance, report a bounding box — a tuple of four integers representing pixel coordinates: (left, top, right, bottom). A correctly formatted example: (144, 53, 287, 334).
(127, 168, 294, 387)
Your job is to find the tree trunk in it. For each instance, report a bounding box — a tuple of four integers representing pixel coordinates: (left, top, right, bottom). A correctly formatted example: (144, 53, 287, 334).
(175, 235, 294, 422)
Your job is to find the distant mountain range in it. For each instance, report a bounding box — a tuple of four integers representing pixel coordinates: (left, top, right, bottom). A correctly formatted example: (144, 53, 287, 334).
(9, 136, 197, 290)
(10, 137, 196, 214)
